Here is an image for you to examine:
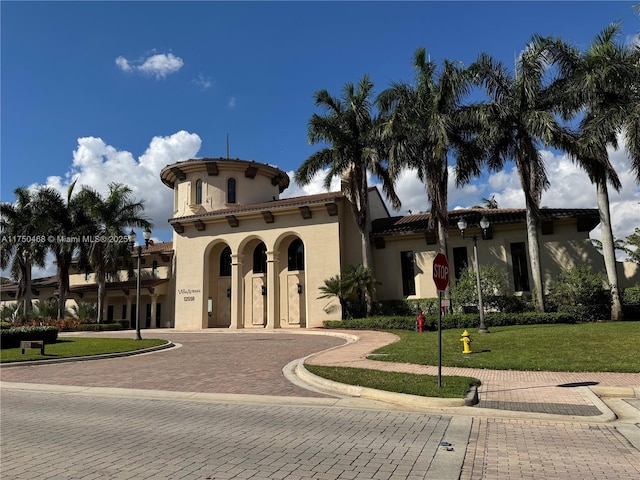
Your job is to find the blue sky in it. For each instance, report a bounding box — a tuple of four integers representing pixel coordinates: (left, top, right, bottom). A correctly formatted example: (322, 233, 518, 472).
(2, 1, 639, 271)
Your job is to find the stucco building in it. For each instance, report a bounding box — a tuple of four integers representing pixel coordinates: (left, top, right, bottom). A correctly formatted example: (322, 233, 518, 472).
(2, 157, 639, 328)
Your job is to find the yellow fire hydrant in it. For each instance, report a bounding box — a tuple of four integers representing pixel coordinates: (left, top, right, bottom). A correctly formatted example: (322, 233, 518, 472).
(460, 330, 472, 354)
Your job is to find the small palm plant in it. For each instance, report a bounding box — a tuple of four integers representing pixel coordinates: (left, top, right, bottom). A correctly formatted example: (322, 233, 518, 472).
(71, 301, 97, 323)
(33, 298, 64, 320)
(318, 264, 376, 319)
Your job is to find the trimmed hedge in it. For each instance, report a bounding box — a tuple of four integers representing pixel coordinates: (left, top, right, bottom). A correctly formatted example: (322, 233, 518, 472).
(323, 312, 577, 331)
(74, 323, 123, 332)
(1, 326, 59, 349)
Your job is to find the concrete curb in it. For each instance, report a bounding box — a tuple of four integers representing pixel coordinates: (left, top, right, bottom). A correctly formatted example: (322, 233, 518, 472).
(0, 341, 177, 368)
(294, 357, 471, 409)
(289, 329, 479, 409)
(591, 385, 640, 399)
(581, 386, 618, 422)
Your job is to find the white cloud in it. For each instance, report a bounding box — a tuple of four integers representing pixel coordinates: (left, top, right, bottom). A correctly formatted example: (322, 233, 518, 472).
(115, 56, 132, 72)
(115, 53, 184, 79)
(18, 133, 636, 279)
(284, 137, 639, 248)
(282, 169, 341, 198)
(228, 96, 236, 108)
(449, 139, 640, 245)
(193, 74, 214, 90)
(37, 131, 202, 243)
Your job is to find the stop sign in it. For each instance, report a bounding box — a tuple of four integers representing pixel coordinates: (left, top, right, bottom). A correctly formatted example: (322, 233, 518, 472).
(432, 253, 449, 291)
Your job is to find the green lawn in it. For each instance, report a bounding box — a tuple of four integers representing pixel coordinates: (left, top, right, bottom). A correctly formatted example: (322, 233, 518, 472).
(0, 338, 168, 363)
(305, 364, 479, 399)
(305, 322, 638, 399)
(370, 322, 640, 373)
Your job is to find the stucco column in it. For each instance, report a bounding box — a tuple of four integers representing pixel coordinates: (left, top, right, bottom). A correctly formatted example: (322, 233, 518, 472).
(230, 253, 243, 329)
(266, 251, 279, 329)
(150, 294, 158, 328)
(126, 297, 132, 328)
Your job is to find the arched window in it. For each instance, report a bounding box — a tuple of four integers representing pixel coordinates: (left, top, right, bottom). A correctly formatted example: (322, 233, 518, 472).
(253, 242, 267, 274)
(287, 238, 304, 271)
(227, 178, 236, 204)
(195, 179, 203, 204)
(219, 246, 232, 277)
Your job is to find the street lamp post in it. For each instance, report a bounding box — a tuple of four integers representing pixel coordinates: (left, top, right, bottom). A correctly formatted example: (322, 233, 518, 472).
(457, 216, 490, 334)
(128, 227, 152, 340)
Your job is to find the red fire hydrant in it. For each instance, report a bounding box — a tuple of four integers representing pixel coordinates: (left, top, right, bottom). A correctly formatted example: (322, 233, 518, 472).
(417, 309, 424, 333)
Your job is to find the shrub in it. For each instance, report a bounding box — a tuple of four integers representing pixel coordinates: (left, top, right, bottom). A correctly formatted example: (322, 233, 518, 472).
(33, 298, 68, 320)
(548, 265, 611, 321)
(450, 264, 509, 313)
(71, 302, 98, 322)
(622, 286, 640, 319)
(323, 312, 576, 331)
(0, 326, 58, 349)
(1, 304, 24, 323)
(22, 318, 83, 332)
(493, 295, 532, 313)
(371, 298, 440, 317)
(319, 265, 376, 318)
(74, 323, 122, 331)
(623, 285, 640, 305)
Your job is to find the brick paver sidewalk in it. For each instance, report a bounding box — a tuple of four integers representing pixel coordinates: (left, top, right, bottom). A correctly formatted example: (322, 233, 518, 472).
(305, 329, 640, 417)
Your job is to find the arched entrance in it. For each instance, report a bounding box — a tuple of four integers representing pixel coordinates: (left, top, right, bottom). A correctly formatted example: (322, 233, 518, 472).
(242, 239, 267, 327)
(206, 242, 232, 327)
(277, 235, 306, 327)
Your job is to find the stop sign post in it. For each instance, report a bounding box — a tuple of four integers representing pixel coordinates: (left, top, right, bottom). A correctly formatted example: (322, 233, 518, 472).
(432, 252, 449, 388)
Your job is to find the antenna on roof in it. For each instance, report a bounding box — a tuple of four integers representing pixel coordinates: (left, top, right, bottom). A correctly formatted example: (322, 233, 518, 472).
(226, 133, 229, 159)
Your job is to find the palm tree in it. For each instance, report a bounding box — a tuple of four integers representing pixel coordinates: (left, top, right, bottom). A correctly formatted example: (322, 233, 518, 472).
(318, 274, 349, 319)
(317, 264, 376, 319)
(548, 25, 640, 320)
(459, 37, 568, 312)
(0, 187, 47, 317)
(377, 47, 472, 258)
(75, 183, 151, 323)
(295, 75, 400, 314)
(473, 196, 499, 209)
(36, 180, 94, 319)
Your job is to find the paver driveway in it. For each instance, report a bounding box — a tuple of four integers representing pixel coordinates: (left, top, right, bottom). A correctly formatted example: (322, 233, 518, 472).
(0, 331, 345, 397)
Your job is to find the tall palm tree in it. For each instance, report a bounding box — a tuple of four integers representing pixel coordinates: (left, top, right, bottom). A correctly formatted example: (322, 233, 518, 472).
(75, 183, 151, 323)
(295, 75, 400, 314)
(0, 187, 47, 317)
(377, 47, 473, 259)
(473, 196, 499, 209)
(36, 180, 94, 319)
(459, 37, 567, 312)
(548, 25, 640, 320)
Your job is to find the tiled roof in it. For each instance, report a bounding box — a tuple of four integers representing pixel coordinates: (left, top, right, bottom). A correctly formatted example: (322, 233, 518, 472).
(371, 208, 600, 236)
(133, 241, 174, 257)
(0, 275, 60, 294)
(170, 191, 344, 224)
(1, 275, 169, 294)
(69, 278, 169, 293)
